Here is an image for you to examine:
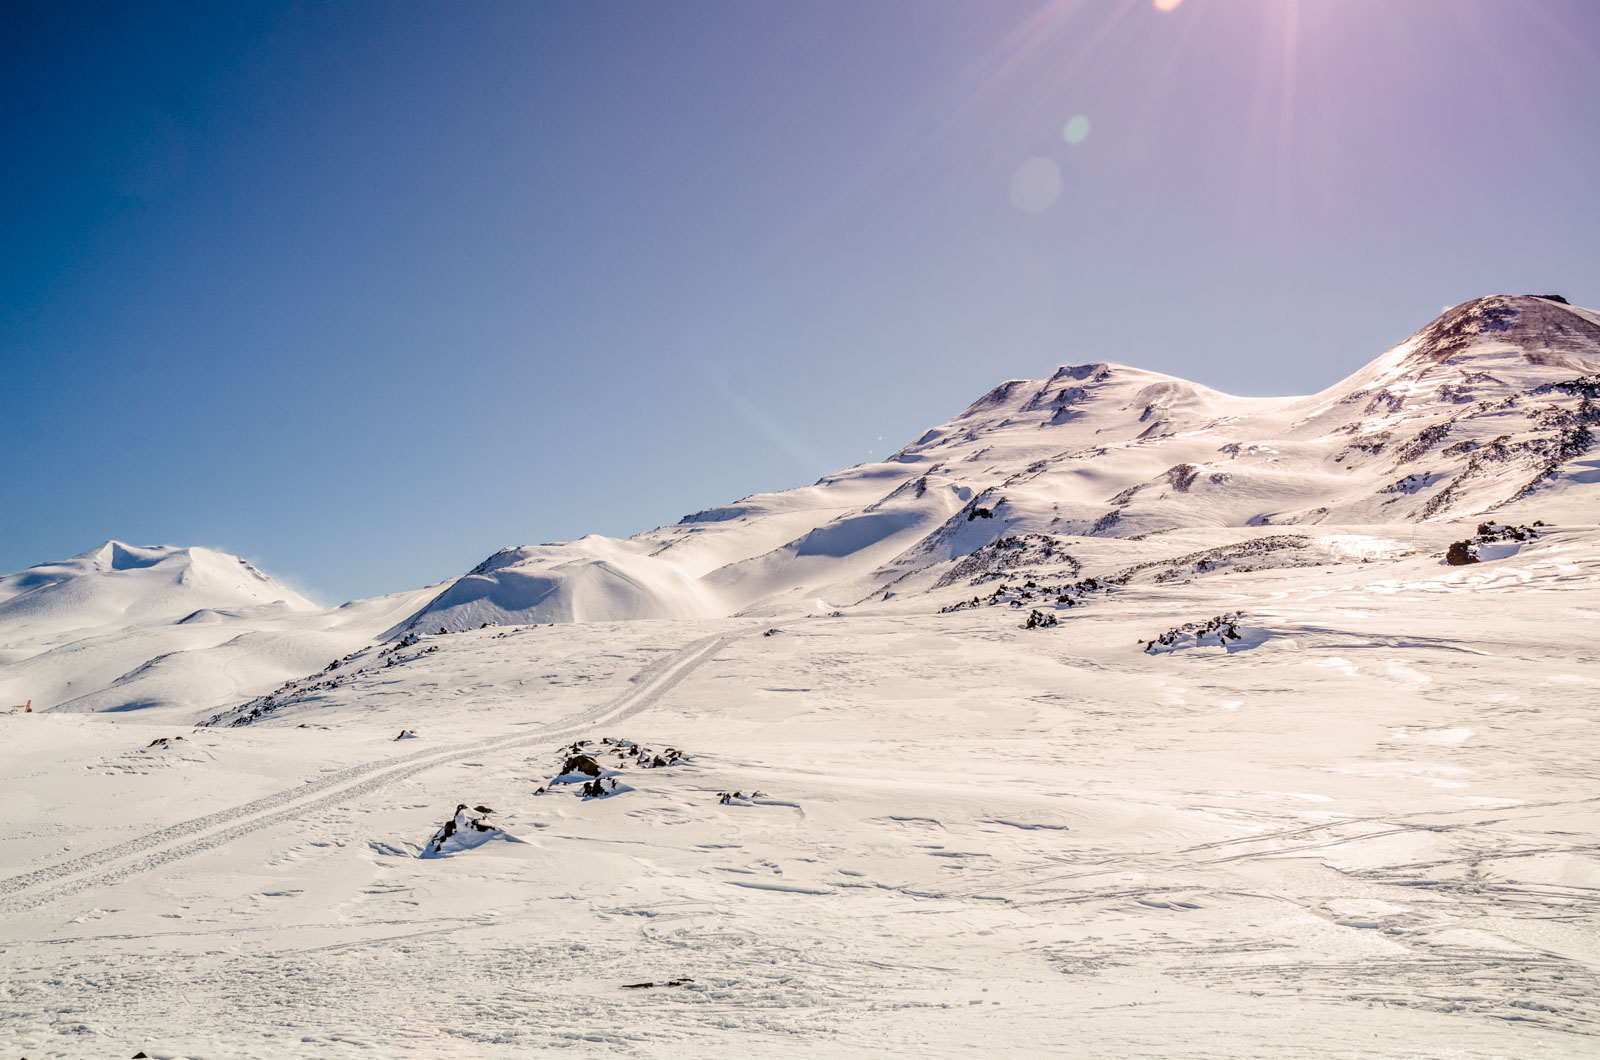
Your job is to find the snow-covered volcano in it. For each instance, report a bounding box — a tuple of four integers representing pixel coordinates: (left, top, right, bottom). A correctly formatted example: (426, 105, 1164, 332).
(5, 296, 1600, 1059)
(6, 295, 1596, 712)
(402, 294, 1600, 630)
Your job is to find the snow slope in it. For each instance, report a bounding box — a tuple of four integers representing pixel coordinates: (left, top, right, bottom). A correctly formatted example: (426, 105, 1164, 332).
(1, 295, 1598, 1057)
(3, 522, 1598, 1057)
(0, 542, 440, 715)
(399, 294, 1600, 630)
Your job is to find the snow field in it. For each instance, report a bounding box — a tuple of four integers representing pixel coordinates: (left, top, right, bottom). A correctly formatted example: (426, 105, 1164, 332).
(3, 531, 1598, 1057)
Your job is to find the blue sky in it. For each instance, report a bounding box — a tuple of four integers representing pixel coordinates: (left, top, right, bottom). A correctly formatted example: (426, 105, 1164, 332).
(4, 0, 1598, 602)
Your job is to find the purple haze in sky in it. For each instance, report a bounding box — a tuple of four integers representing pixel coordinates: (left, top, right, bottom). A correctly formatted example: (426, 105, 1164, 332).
(3, 0, 1597, 600)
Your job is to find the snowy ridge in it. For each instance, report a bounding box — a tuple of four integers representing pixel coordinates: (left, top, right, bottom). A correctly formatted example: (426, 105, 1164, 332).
(3, 297, 1600, 1057)
(0, 542, 440, 715)
(5, 296, 1597, 715)
(401, 294, 1600, 631)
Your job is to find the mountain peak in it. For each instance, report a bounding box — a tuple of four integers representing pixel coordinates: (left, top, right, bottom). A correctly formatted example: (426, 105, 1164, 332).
(1401, 294, 1600, 373)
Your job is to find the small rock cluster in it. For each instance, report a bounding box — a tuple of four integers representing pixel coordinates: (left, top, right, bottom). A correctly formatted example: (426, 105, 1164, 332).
(1446, 520, 1544, 564)
(533, 737, 686, 801)
(1142, 612, 1247, 654)
(934, 534, 1079, 587)
(939, 575, 1109, 615)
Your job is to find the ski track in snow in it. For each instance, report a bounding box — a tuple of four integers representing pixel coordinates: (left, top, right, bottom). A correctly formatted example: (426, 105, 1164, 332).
(0, 629, 744, 916)
(6, 297, 1600, 1056)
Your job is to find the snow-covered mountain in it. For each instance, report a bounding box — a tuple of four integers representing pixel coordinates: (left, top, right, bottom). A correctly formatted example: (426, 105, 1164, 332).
(4, 296, 1600, 1058)
(0, 541, 315, 640)
(7, 294, 1596, 717)
(0, 542, 439, 715)
(400, 294, 1600, 630)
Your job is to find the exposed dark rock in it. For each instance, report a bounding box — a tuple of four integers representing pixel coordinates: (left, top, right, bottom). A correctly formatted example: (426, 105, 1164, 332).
(1143, 612, 1247, 653)
(561, 754, 602, 777)
(423, 803, 504, 856)
(1445, 541, 1479, 565)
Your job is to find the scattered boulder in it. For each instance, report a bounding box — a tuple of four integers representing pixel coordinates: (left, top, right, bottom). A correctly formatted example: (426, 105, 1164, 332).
(1445, 540, 1479, 565)
(622, 978, 695, 989)
(394, 729, 419, 740)
(144, 736, 184, 750)
(1475, 521, 1541, 543)
(1022, 609, 1057, 630)
(561, 753, 603, 777)
(421, 803, 520, 858)
(580, 777, 621, 799)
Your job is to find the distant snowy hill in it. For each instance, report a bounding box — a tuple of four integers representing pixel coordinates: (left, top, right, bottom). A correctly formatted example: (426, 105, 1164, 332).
(400, 294, 1600, 630)
(0, 542, 438, 715)
(0, 541, 315, 640)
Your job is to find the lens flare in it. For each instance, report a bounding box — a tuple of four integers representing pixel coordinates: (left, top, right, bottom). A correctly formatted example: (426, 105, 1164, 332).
(1154, 0, 1183, 11)
(1009, 157, 1063, 213)
(1062, 114, 1091, 145)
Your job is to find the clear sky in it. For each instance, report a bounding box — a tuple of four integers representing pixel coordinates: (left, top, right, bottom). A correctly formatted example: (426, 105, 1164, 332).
(4, 0, 1598, 603)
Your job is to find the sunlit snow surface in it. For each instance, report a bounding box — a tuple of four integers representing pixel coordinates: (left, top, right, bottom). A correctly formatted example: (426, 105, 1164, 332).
(4, 295, 1600, 1055)
(3, 529, 1599, 1058)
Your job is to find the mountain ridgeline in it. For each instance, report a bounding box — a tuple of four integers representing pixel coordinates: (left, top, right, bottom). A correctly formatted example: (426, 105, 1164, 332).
(401, 294, 1600, 629)
(5, 294, 1598, 714)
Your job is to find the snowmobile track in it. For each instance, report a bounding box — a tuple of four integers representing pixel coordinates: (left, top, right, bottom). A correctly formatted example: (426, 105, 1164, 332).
(0, 629, 745, 915)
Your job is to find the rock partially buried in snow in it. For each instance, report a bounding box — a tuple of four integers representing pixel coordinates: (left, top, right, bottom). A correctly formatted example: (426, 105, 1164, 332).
(580, 776, 624, 799)
(421, 804, 522, 858)
(1142, 612, 1254, 654)
(536, 738, 684, 798)
(559, 753, 602, 778)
